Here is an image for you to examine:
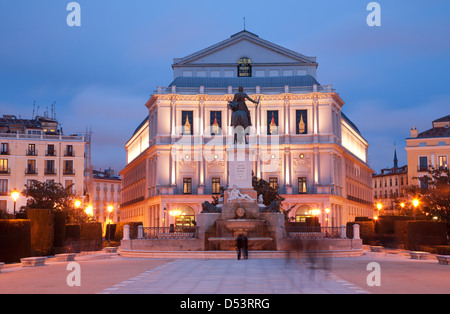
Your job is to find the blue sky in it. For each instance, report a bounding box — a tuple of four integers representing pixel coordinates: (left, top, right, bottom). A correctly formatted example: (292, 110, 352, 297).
(0, 0, 449, 174)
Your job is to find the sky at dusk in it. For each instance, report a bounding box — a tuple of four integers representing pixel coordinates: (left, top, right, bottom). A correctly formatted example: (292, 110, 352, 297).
(0, 0, 449, 174)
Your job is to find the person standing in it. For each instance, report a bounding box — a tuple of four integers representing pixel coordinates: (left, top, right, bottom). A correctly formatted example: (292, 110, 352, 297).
(236, 234, 244, 260)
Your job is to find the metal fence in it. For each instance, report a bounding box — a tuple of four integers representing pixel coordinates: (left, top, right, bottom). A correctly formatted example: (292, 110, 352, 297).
(287, 226, 345, 239)
(142, 227, 199, 239)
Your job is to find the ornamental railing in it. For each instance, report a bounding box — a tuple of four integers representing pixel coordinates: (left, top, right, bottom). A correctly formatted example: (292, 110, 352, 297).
(141, 227, 199, 239)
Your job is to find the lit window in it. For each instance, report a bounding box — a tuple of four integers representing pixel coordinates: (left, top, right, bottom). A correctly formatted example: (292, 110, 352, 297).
(238, 57, 252, 77)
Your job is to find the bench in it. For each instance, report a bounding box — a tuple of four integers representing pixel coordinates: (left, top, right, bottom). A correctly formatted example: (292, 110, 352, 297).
(55, 253, 76, 262)
(436, 255, 450, 265)
(370, 246, 383, 252)
(0, 262, 4, 273)
(409, 251, 430, 260)
(104, 247, 118, 253)
(21, 257, 47, 267)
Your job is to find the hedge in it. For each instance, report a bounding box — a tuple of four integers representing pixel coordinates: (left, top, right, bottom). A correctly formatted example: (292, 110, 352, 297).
(27, 209, 54, 256)
(0, 220, 31, 263)
(115, 222, 143, 241)
(395, 220, 448, 250)
(64, 223, 102, 252)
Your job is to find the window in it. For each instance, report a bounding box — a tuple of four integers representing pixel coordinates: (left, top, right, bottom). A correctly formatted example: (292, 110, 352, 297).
(1, 143, 9, 155)
(64, 160, 74, 175)
(237, 57, 252, 77)
(438, 156, 448, 170)
(298, 177, 307, 194)
(212, 178, 221, 195)
(419, 157, 428, 171)
(45, 160, 56, 175)
(269, 177, 278, 190)
(0, 200, 6, 212)
(0, 159, 8, 174)
(65, 180, 74, 193)
(46, 144, 55, 156)
(66, 145, 74, 157)
(210, 111, 222, 135)
(0, 179, 8, 195)
(27, 144, 37, 156)
(27, 160, 37, 174)
(183, 178, 192, 194)
(296, 110, 308, 134)
(267, 110, 279, 135)
(182, 111, 193, 135)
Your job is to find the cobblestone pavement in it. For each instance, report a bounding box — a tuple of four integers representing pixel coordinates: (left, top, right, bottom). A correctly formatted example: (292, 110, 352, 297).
(1, 249, 450, 295)
(100, 258, 368, 294)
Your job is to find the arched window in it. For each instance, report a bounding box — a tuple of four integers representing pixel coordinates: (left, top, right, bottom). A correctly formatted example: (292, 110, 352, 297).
(238, 57, 252, 77)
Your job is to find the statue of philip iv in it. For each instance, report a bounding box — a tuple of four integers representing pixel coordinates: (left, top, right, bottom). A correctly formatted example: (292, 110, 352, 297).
(228, 86, 260, 144)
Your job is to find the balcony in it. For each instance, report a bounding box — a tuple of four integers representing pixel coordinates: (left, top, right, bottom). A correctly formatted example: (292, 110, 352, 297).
(25, 168, 38, 175)
(64, 151, 75, 157)
(44, 169, 57, 175)
(0, 168, 10, 175)
(63, 169, 75, 175)
(0, 149, 10, 155)
(45, 150, 57, 157)
(26, 150, 38, 156)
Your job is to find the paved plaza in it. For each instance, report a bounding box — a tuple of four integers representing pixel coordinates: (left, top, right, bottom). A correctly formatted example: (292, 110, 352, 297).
(0, 249, 449, 295)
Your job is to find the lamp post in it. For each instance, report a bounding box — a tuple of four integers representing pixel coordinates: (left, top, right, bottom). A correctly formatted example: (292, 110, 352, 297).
(11, 189, 20, 218)
(74, 199, 81, 223)
(107, 205, 113, 246)
(376, 202, 383, 217)
(163, 207, 167, 232)
(85, 205, 93, 221)
(412, 198, 419, 220)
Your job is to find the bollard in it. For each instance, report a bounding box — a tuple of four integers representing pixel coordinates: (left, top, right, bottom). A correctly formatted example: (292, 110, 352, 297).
(137, 225, 144, 239)
(123, 225, 130, 241)
(353, 224, 361, 240)
(340, 225, 347, 239)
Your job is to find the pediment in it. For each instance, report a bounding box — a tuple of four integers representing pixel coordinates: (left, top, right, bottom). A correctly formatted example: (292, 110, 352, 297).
(173, 31, 316, 66)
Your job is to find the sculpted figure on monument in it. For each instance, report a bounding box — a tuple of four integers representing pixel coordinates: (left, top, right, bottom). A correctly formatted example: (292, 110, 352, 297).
(227, 185, 255, 202)
(228, 86, 259, 144)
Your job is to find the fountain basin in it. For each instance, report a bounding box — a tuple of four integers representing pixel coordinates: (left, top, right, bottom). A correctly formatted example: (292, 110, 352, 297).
(208, 237, 274, 251)
(215, 219, 266, 238)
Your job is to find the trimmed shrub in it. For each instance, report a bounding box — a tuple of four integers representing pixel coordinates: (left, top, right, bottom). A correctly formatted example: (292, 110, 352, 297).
(0, 220, 31, 263)
(115, 222, 143, 241)
(407, 221, 447, 251)
(377, 216, 414, 235)
(53, 211, 67, 248)
(64, 224, 81, 253)
(80, 223, 102, 251)
(27, 209, 54, 256)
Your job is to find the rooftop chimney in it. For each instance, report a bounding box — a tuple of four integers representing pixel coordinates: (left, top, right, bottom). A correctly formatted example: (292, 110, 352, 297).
(410, 126, 418, 138)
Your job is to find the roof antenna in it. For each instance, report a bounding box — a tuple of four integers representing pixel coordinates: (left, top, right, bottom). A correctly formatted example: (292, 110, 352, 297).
(243, 17, 246, 31)
(32, 101, 36, 119)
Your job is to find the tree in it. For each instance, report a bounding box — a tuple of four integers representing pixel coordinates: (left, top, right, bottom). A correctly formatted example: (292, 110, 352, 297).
(20, 180, 89, 223)
(406, 167, 450, 224)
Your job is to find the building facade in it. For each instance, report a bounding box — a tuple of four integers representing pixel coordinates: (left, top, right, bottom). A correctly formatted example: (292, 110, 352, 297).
(406, 115, 450, 188)
(120, 31, 374, 229)
(372, 149, 408, 214)
(0, 115, 87, 214)
(91, 168, 121, 224)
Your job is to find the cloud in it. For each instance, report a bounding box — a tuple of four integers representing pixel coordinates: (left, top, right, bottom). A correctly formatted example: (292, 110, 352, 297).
(347, 95, 450, 172)
(64, 85, 148, 171)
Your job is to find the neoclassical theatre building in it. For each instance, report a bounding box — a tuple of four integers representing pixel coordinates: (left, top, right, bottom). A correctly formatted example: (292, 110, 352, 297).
(120, 31, 374, 229)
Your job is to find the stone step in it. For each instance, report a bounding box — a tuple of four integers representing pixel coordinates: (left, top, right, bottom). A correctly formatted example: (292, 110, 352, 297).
(120, 249, 363, 259)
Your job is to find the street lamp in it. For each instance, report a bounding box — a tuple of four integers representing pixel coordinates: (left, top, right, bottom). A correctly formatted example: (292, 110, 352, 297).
(85, 205, 93, 217)
(412, 198, 419, 219)
(376, 202, 383, 216)
(107, 205, 114, 246)
(11, 189, 20, 217)
(74, 199, 81, 223)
